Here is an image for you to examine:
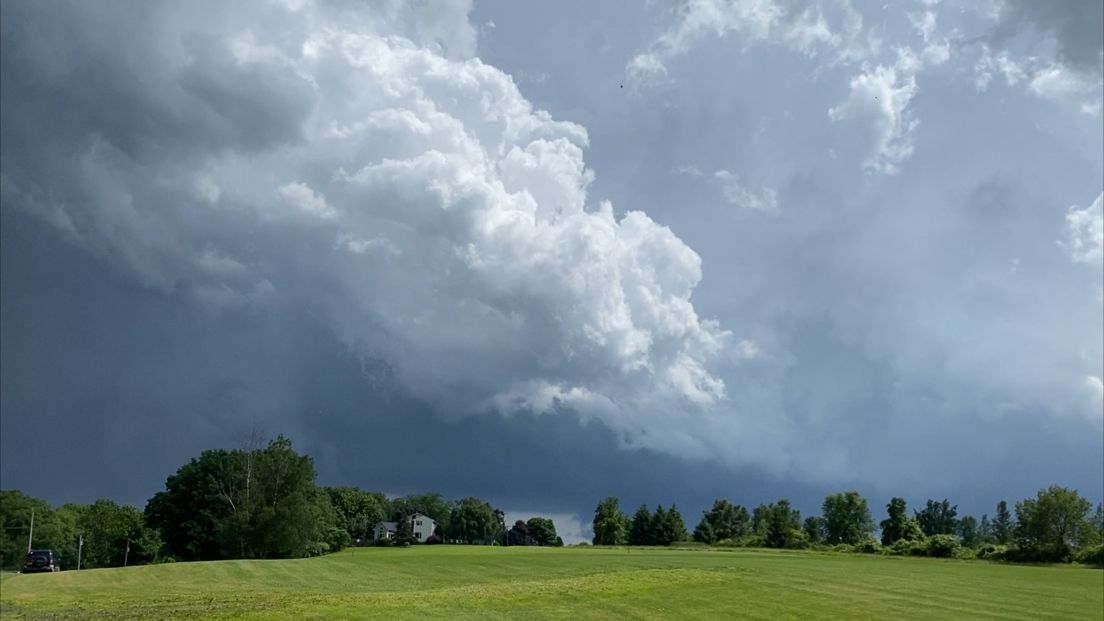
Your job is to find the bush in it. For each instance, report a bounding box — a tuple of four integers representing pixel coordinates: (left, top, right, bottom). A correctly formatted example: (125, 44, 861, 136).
(855, 539, 881, 554)
(925, 535, 960, 558)
(785, 529, 810, 550)
(1075, 544, 1104, 567)
(955, 547, 977, 560)
(889, 538, 912, 556)
(832, 544, 855, 554)
(976, 543, 1009, 560)
(740, 534, 767, 548)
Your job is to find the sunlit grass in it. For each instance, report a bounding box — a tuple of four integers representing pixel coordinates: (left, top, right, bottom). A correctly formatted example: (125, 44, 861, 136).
(1, 546, 1100, 619)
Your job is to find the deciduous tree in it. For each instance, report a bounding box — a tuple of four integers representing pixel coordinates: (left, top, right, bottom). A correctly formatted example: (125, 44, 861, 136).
(822, 491, 875, 545)
(592, 497, 628, 545)
(915, 499, 958, 536)
(880, 497, 923, 546)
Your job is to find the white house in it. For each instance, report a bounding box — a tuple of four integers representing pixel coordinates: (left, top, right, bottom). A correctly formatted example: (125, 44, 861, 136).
(373, 513, 437, 543)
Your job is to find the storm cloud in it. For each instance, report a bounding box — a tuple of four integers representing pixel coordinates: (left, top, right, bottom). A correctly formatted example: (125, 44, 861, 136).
(2, 0, 1101, 535)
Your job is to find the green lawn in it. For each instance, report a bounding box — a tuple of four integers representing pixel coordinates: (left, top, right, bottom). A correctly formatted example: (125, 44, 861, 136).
(1, 546, 1100, 620)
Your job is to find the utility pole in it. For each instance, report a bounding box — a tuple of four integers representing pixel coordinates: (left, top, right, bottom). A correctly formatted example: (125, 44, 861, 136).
(27, 509, 35, 553)
(77, 535, 84, 570)
(124, 539, 130, 567)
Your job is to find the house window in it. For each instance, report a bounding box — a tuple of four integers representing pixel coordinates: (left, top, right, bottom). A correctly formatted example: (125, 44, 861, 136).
(416, 520, 423, 526)
(415, 532, 422, 539)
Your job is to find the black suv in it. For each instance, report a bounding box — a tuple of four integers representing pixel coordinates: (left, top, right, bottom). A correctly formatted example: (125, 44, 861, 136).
(22, 549, 61, 573)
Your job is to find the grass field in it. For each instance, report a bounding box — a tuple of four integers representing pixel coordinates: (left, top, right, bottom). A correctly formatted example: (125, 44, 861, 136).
(1, 546, 1100, 620)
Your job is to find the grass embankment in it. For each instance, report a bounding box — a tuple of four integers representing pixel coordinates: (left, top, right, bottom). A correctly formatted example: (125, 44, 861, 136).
(1, 546, 1100, 620)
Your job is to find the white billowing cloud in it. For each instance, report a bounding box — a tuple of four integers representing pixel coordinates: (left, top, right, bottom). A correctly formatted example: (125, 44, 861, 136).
(0, 1, 737, 461)
(828, 63, 918, 175)
(626, 0, 872, 87)
(713, 170, 778, 212)
(1065, 192, 1104, 265)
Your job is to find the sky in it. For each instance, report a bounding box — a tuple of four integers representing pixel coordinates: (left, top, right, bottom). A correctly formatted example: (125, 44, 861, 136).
(1, 0, 1101, 544)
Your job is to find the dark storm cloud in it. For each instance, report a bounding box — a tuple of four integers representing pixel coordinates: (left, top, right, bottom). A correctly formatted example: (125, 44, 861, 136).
(2, 0, 1102, 538)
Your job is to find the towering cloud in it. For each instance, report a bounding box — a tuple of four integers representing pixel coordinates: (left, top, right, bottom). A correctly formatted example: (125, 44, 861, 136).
(0, 1, 731, 456)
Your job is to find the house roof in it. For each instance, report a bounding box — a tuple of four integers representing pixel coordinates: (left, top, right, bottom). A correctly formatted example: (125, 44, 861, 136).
(377, 521, 398, 531)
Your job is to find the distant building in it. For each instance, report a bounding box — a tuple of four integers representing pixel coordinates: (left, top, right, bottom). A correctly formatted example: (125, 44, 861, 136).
(373, 513, 437, 543)
(373, 521, 399, 542)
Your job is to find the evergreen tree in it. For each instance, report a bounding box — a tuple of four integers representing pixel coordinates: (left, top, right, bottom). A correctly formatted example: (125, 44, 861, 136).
(993, 500, 1012, 545)
(630, 505, 653, 545)
(662, 505, 689, 545)
(651, 505, 668, 544)
(763, 500, 801, 549)
(957, 515, 979, 548)
(978, 514, 993, 544)
(395, 515, 415, 546)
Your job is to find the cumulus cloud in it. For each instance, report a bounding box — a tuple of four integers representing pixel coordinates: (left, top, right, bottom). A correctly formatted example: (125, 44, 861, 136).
(625, 0, 872, 87)
(827, 5, 955, 176)
(828, 63, 918, 175)
(0, 0, 737, 461)
(1065, 193, 1104, 266)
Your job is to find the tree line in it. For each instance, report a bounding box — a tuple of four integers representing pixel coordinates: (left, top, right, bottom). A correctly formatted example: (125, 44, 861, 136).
(592, 487, 1104, 565)
(0, 436, 561, 570)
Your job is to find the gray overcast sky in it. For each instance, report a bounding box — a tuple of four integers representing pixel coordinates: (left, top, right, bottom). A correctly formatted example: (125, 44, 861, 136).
(1, 0, 1101, 543)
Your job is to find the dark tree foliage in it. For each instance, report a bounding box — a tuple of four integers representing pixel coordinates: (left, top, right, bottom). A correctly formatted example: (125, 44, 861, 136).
(0, 492, 160, 570)
(751, 504, 770, 535)
(145, 436, 341, 560)
(506, 520, 536, 546)
(993, 500, 1013, 545)
(592, 497, 628, 545)
(957, 515, 979, 548)
(762, 500, 802, 549)
(821, 491, 875, 545)
(803, 516, 827, 545)
(915, 499, 958, 536)
(654, 505, 689, 545)
(978, 514, 993, 544)
(446, 498, 500, 544)
(1094, 503, 1104, 540)
(0, 491, 65, 569)
(880, 497, 923, 546)
(693, 519, 716, 544)
(389, 493, 452, 534)
(395, 516, 416, 546)
(630, 505, 654, 545)
(694, 499, 751, 544)
(325, 487, 385, 545)
(526, 517, 560, 547)
(77, 500, 160, 568)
